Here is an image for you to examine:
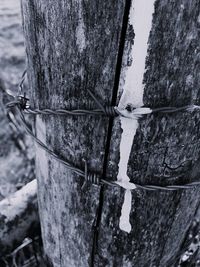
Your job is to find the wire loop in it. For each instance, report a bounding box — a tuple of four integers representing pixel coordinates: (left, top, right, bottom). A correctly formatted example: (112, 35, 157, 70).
(6, 93, 200, 119)
(104, 106, 117, 117)
(87, 172, 101, 185)
(4, 70, 200, 191)
(5, 97, 200, 191)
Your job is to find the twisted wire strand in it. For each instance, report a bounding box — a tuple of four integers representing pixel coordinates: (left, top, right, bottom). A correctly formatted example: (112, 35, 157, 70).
(13, 69, 200, 117)
(25, 108, 106, 116)
(5, 104, 200, 191)
(5, 82, 200, 191)
(17, 107, 85, 178)
(6, 97, 200, 150)
(6, 98, 118, 117)
(5, 97, 200, 119)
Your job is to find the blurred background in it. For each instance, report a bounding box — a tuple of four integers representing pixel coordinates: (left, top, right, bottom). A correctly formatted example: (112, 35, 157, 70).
(0, 0, 32, 202)
(0, 0, 44, 266)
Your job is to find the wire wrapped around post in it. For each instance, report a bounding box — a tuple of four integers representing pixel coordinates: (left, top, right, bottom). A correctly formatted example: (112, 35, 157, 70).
(5, 91, 200, 120)
(4, 93, 200, 191)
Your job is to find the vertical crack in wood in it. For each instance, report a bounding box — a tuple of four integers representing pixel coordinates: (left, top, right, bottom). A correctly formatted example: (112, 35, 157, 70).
(90, 1, 132, 266)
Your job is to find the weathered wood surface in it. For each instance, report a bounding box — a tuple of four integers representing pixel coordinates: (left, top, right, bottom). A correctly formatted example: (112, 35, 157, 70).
(0, 179, 39, 257)
(99, 0, 200, 266)
(21, 0, 127, 266)
(21, 0, 200, 266)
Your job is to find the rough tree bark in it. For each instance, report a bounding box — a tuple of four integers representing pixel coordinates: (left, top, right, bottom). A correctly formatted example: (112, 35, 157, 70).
(21, 0, 200, 266)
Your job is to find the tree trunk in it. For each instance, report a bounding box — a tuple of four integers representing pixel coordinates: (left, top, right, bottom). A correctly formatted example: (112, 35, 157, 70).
(21, 0, 200, 266)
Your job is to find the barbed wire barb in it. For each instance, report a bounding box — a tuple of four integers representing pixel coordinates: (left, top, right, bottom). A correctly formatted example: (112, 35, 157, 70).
(4, 70, 200, 191)
(5, 102, 200, 191)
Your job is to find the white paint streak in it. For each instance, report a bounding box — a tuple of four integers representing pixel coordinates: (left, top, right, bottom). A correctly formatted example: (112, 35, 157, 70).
(117, 118, 138, 186)
(36, 117, 49, 181)
(117, 0, 155, 233)
(119, 190, 132, 233)
(0, 179, 37, 221)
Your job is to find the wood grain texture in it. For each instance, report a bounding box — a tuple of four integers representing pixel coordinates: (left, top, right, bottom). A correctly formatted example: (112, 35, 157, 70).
(21, 0, 200, 266)
(21, 0, 126, 266)
(96, 0, 200, 266)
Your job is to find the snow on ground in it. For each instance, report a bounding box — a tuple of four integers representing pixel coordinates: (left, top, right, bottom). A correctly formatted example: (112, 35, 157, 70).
(0, 179, 37, 221)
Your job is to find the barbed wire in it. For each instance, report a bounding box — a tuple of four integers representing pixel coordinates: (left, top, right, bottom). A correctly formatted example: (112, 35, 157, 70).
(5, 96, 200, 191)
(5, 93, 200, 119)
(5, 69, 200, 119)
(4, 69, 200, 191)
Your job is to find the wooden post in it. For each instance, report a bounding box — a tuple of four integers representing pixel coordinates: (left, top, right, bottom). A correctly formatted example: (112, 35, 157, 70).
(21, 0, 200, 266)
(97, 1, 200, 266)
(21, 0, 127, 266)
